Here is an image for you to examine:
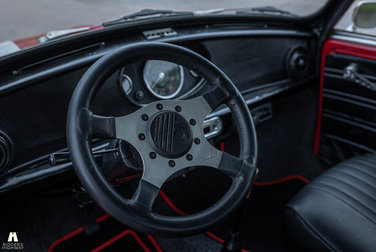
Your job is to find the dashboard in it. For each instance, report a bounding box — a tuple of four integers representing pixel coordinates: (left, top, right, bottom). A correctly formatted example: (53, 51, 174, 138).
(0, 24, 315, 198)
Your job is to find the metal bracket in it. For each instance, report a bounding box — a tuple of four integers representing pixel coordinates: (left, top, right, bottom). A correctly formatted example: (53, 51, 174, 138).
(343, 64, 376, 91)
(203, 117, 223, 139)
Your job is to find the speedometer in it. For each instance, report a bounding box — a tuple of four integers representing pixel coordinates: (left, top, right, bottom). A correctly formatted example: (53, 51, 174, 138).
(143, 60, 184, 99)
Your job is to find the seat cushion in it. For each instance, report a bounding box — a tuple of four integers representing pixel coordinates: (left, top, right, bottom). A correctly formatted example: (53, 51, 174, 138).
(282, 153, 376, 252)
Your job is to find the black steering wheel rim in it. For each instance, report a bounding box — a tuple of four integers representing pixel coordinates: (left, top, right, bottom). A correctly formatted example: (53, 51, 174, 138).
(67, 42, 258, 237)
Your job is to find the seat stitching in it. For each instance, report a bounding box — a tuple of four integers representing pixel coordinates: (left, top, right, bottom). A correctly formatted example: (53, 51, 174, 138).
(322, 175, 376, 202)
(336, 163, 376, 180)
(343, 157, 376, 168)
(330, 169, 376, 192)
(340, 160, 376, 173)
(309, 185, 376, 225)
(350, 156, 376, 166)
(344, 159, 376, 172)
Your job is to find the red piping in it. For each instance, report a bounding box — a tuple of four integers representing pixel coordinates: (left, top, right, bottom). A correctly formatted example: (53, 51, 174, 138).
(90, 229, 150, 252)
(48, 214, 110, 252)
(253, 175, 310, 186)
(48, 227, 84, 252)
(220, 142, 225, 152)
(49, 213, 163, 252)
(146, 235, 164, 252)
(206, 232, 224, 243)
(159, 189, 250, 252)
(115, 173, 142, 184)
(218, 141, 309, 185)
(159, 190, 189, 216)
(96, 214, 110, 222)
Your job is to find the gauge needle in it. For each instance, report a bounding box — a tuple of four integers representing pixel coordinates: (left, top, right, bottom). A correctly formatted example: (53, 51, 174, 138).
(151, 72, 165, 88)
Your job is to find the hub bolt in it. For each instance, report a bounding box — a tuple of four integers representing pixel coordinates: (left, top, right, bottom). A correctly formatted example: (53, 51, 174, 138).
(186, 154, 193, 161)
(149, 152, 156, 159)
(175, 106, 182, 112)
(190, 119, 196, 126)
(138, 133, 145, 141)
(141, 114, 148, 121)
(156, 103, 163, 110)
(169, 160, 175, 167)
(194, 138, 200, 145)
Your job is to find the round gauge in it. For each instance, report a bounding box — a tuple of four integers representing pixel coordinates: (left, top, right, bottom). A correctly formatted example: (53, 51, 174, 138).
(120, 74, 133, 95)
(143, 60, 184, 99)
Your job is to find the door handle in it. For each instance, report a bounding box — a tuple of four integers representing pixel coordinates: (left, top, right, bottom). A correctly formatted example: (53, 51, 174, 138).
(343, 64, 376, 91)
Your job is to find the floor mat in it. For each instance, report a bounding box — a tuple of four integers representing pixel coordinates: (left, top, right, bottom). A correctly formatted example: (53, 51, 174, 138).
(211, 179, 307, 252)
(49, 214, 162, 252)
(157, 171, 308, 252)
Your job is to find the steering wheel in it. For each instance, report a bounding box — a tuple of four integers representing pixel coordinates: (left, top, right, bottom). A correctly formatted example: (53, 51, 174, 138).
(67, 42, 258, 237)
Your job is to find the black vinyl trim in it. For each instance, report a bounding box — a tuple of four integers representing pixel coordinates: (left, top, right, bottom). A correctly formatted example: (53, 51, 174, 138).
(322, 133, 376, 154)
(324, 88, 376, 106)
(322, 113, 376, 133)
(284, 206, 336, 252)
(323, 93, 376, 111)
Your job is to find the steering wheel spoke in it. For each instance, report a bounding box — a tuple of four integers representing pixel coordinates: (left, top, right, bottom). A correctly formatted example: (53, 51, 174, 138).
(91, 110, 148, 147)
(217, 152, 246, 178)
(201, 86, 228, 112)
(92, 114, 116, 139)
(131, 179, 160, 210)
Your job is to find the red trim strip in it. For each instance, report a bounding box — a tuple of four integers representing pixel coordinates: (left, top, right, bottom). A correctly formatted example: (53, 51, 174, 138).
(253, 175, 310, 186)
(49, 212, 162, 252)
(206, 231, 224, 243)
(48, 227, 84, 252)
(314, 39, 376, 154)
(90, 229, 150, 252)
(48, 214, 110, 252)
(96, 214, 110, 222)
(146, 235, 164, 252)
(159, 190, 250, 252)
(159, 190, 189, 216)
(220, 142, 225, 152)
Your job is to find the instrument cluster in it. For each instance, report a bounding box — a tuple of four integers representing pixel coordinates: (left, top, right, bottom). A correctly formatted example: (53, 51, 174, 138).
(119, 59, 207, 106)
(118, 43, 212, 105)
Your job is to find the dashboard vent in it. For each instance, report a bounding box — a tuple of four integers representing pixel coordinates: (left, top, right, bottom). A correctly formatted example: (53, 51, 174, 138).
(143, 28, 177, 40)
(0, 132, 13, 173)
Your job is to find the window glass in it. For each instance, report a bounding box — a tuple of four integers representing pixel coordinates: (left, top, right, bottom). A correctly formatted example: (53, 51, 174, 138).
(0, 0, 328, 43)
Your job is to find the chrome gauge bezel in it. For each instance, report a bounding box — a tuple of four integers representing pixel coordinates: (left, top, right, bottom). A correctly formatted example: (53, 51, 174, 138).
(143, 60, 184, 99)
(120, 74, 133, 95)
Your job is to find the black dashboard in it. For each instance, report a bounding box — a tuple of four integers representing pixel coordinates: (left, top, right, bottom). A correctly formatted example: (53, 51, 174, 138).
(0, 23, 316, 198)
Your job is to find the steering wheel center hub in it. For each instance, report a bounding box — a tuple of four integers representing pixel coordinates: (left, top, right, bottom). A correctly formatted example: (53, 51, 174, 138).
(148, 111, 192, 158)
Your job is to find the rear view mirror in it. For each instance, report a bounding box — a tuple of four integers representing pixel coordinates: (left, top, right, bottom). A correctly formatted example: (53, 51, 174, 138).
(353, 1, 376, 28)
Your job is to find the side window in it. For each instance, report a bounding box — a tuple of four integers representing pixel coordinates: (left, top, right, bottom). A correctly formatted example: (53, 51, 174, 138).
(335, 0, 376, 36)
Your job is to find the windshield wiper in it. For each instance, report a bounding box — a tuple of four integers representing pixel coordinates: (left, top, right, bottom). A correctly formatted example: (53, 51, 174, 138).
(193, 6, 295, 17)
(103, 9, 193, 26)
(240, 6, 296, 16)
(38, 26, 101, 43)
(103, 7, 294, 27)
(39, 6, 295, 43)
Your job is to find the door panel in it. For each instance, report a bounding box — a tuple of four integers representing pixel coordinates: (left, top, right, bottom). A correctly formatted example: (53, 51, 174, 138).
(318, 39, 376, 166)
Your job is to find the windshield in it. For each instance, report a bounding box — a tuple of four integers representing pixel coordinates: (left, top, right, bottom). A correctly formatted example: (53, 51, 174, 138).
(0, 0, 328, 44)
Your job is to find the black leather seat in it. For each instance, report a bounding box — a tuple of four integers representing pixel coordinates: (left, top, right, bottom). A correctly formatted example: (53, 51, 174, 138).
(283, 153, 376, 252)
